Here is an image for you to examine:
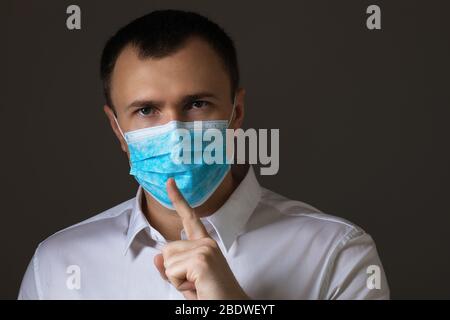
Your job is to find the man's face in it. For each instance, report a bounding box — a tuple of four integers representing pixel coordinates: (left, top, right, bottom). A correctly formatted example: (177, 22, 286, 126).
(104, 37, 244, 153)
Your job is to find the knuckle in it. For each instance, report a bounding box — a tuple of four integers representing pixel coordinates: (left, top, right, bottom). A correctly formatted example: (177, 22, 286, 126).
(162, 241, 181, 257)
(161, 246, 171, 258)
(204, 245, 215, 255)
(195, 256, 208, 270)
(202, 237, 217, 248)
(198, 245, 212, 256)
(165, 267, 175, 279)
(195, 252, 208, 264)
(163, 258, 171, 269)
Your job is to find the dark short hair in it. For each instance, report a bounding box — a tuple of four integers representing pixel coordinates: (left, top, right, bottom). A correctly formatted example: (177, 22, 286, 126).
(100, 9, 239, 109)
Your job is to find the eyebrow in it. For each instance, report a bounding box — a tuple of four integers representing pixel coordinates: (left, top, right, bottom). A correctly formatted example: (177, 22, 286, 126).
(126, 92, 219, 110)
(180, 92, 219, 105)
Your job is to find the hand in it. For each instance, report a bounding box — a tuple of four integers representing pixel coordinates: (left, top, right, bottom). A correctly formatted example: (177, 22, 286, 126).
(153, 178, 249, 300)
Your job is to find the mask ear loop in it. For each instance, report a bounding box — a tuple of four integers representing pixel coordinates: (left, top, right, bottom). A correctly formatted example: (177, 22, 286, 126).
(225, 95, 237, 165)
(227, 94, 237, 129)
(113, 116, 127, 141)
(113, 116, 133, 168)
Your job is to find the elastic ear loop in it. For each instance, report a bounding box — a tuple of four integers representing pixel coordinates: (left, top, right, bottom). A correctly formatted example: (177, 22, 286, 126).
(226, 95, 237, 164)
(113, 116, 126, 141)
(113, 116, 132, 167)
(227, 94, 237, 129)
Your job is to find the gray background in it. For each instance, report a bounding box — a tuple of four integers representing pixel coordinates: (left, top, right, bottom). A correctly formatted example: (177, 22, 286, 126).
(1, 0, 449, 299)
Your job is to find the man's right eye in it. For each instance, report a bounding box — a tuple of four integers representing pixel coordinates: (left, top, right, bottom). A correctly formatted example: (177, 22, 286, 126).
(137, 107, 155, 116)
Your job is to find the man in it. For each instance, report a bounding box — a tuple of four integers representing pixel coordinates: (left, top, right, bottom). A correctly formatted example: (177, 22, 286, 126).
(18, 10, 389, 299)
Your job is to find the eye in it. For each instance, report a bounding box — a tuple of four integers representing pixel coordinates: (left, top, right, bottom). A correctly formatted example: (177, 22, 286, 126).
(137, 106, 156, 116)
(189, 100, 210, 110)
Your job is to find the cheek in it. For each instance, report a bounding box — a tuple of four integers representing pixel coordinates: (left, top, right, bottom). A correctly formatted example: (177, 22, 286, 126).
(210, 106, 233, 120)
(117, 113, 135, 133)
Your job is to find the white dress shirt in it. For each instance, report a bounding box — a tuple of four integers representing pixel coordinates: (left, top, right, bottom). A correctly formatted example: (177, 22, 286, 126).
(18, 166, 389, 299)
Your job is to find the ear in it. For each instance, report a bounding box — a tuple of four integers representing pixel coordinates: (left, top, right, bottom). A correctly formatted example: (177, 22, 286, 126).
(103, 105, 128, 153)
(231, 87, 245, 130)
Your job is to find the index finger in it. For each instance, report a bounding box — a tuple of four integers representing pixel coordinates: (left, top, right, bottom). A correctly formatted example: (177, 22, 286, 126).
(166, 178, 209, 240)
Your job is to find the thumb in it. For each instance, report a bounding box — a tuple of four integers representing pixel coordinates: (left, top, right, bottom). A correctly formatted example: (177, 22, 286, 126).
(177, 281, 196, 291)
(154, 253, 168, 280)
(154, 253, 196, 294)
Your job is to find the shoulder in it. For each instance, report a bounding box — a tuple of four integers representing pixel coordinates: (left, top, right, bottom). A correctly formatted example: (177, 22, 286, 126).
(249, 187, 368, 247)
(244, 188, 375, 259)
(249, 188, 389, 299)
(35, 197, 134, 259)
(19, 198, 135, 299)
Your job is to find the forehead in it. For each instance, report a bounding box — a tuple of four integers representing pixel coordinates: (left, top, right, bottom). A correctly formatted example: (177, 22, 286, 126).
(110, 37, 231, 109)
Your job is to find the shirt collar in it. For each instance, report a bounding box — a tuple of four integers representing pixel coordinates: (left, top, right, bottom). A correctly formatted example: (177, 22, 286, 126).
(124, 165, 261, 255)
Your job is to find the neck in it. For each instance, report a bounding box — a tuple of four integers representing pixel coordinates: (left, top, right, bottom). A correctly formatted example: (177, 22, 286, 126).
(141, 168, 240, 241)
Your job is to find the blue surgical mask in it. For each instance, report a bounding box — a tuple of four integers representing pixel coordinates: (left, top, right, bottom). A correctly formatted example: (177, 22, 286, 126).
(114, 99, 236, 209)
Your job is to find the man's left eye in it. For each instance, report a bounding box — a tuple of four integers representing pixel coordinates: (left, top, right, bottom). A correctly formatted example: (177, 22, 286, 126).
(190, 100, 209, 109)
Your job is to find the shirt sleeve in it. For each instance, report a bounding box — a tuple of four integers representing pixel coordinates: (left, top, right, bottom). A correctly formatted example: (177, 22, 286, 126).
(321, 227, 390, 300)
(18, 246, 42, 300)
